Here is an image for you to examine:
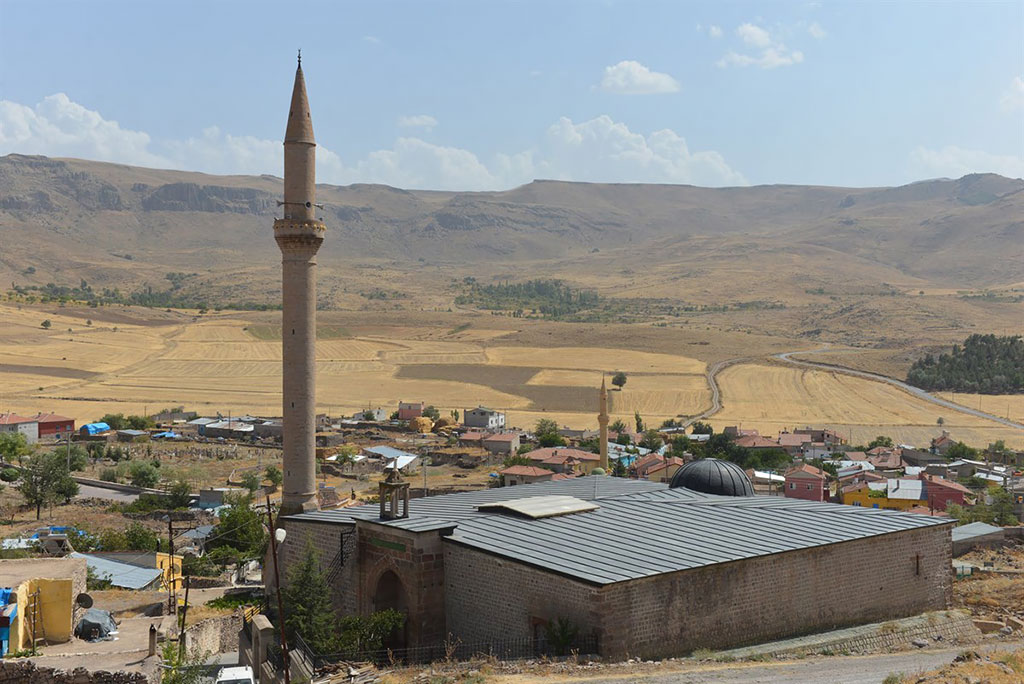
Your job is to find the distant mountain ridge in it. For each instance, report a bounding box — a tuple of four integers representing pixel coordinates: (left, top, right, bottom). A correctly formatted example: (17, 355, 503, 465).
(0, 154, 1021, 292)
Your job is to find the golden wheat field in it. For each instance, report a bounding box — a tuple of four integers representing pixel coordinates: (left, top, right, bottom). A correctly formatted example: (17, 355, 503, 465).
(1, 302, 1021, 448)
(711, 364, 1024, 449)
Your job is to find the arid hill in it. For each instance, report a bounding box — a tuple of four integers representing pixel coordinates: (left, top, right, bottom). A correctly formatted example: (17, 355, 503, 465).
(1, 154, 1021, 297)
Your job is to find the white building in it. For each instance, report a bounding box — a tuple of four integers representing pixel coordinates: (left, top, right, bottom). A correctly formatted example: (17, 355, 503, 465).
(0, 413, 39, 444)
(464, 406, 505, 430)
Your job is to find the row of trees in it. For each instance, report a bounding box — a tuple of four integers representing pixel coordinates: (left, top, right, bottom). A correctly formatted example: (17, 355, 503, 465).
(454, 278, 601, 319)
(907, 334, 1024, 394)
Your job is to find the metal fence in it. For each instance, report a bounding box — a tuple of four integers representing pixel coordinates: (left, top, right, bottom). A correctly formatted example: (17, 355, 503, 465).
(295, 633, 600, 668)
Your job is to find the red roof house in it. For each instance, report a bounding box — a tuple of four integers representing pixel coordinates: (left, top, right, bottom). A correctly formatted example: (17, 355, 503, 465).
(784, 464, 828, 502)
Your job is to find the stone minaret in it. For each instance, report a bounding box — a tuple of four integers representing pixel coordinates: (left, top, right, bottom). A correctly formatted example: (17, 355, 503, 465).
(598, 377, 609, 471)
(275, 52, 325, 516)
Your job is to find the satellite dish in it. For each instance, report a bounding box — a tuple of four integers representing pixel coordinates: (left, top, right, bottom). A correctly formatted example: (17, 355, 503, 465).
(76, 593, 93, 609)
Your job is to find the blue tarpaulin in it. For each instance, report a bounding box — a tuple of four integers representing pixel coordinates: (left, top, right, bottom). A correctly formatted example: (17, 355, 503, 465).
(81, 422, 111, 435)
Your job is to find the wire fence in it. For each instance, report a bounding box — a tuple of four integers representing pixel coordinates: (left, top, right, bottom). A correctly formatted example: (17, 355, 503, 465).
(294, 632, 600, 668)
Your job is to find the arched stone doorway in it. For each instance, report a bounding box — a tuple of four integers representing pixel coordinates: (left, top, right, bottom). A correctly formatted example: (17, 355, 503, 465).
(372, 570, 408, 650)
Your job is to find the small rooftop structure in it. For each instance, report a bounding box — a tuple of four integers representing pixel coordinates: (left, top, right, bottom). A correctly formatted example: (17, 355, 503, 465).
(478, 495, 599, 519)
(70, 553, 164, 591)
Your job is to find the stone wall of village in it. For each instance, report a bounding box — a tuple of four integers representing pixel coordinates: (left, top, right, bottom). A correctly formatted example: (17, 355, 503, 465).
(599, 523, 953, 659)
(0, 660, 150, 684)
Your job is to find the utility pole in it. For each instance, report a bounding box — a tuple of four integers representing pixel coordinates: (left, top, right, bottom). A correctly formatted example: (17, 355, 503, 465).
(166, 516, 176, 614)
(266, 495, 290, 684)
(66, 432, 72, 472)
(178, 573, 190, 661)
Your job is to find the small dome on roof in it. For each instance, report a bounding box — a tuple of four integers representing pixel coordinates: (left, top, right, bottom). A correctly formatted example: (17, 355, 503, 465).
(669, 458, 754, 497)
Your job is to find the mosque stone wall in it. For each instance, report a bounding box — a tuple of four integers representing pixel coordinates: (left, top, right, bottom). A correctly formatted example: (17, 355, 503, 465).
(443, 523, 951, 659)
(280, 519, 358, 616)
(598, 523, 953, 659)
(444, 542, 602, 645)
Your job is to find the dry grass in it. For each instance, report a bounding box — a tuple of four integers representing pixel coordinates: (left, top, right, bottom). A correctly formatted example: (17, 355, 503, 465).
(898, 648, 1024, 683)
(710, 363, 1024, 448)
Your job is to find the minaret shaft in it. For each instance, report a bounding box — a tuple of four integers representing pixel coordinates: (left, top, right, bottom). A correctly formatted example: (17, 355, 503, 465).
(275, 58, 325, 516)
(598, 378, 609, 471)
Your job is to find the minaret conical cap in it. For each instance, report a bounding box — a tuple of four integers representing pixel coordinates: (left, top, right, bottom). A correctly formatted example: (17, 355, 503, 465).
(285, 58, 315, 144)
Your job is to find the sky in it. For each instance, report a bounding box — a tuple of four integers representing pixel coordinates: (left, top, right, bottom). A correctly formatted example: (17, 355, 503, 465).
(0, 0, 1022, 191)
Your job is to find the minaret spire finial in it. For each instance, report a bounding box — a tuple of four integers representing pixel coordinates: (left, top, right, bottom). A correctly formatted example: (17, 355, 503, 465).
(297, 49, 301, 67)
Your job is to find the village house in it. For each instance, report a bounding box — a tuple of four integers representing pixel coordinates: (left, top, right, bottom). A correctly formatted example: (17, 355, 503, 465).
(463, 406, 505, 430)
(918, 473, 974, 512)
(630, 453, 665, 479)
(0, 413, 38, 444)
(481, 433, 520, 456)
(776, 432, 809, 456)
(457, 431, 487, 448)
(734, 435, 782, 451)
(784, 464, 829, 502)
(525, 447, 600, 475)
(901, 449, 947, 469)
(794, 428, 845, 446)
(645, 456, 686, 483)
(499, 465, 556, 486)
(843, 478, 926, 511)
(398, 402, 424, 421)
(931, 430, 957, 455)
(32, 413, 75, 440)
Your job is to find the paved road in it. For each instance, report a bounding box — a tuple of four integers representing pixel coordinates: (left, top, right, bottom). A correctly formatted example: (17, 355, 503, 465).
(75, 484, 139, 502)
(683, 357, 749, 428)
(774, 349, 1024, 431)
(517, 644, 1021, 683)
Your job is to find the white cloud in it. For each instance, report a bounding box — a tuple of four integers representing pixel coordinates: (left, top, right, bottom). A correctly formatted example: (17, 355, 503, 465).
(397, 114, 438, 130)
(910, 145, 1024, 179)
(1000, 76, 1024, 112)
(709, 25, 723, 38)
(807, 22, 826, 39)
(718, 23, 805, 69)
(542, 115, 747, 186)
(362, 35, 380, 44)
(0, 94, 747, 190)
(737, 23, 773, 48)
(598, 60, 680, 95)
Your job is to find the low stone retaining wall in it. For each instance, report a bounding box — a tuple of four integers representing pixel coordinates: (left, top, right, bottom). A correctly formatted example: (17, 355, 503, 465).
(0, 660, 150, 684)
(720, 610, 981, 659)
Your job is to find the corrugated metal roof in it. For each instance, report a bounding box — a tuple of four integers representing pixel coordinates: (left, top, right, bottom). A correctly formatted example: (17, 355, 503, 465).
(364, 445, 418, 460)
(284, 478, 949, 585)
(70, 552, 163, 590)
(951, 522, 1004, 541)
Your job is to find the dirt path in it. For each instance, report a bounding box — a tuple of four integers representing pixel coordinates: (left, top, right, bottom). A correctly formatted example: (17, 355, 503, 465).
(774, 348, 1024, 432)
(682, 357, 749, 428)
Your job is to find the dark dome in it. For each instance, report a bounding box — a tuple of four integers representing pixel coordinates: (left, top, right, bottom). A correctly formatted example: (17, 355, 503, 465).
(669, 458, 754, 497)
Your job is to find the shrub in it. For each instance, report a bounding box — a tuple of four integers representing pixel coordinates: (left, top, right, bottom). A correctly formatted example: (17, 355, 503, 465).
(0, 468, 19, 483)
(129, 461, 159, 488)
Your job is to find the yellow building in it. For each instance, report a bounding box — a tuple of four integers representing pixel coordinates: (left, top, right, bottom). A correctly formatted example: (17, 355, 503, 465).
(0, 557, 86, 655)
(841, 482, 921, 511)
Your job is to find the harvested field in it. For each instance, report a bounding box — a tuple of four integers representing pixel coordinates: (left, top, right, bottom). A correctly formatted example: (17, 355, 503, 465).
(485, 346, 706, 374)
(712, 363, 1024, 448)
(935, 392, 1024, 425)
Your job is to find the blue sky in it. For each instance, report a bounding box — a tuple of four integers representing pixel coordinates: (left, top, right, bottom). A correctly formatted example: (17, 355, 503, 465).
(1, 0, 1021, 190)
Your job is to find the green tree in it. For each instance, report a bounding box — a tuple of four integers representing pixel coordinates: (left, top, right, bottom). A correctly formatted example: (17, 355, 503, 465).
(129, 462, 159, 488)
(124, 521, 160, 550)
(945, 441, 977, 461)
(667, 435, 691, 458)
(361, 410, 376, 421)
(160, 641, 210, 684)
(609, 419, 627, 434)
(867, 435, 894, 450)
(282, 542, 338, 653)
(634, 411, 644, 434)
(54, 475, 79, 503)
(99, 413, 128, 430)
(503, 453, 533, 468)
(167, 479, 193, 509)
(534, 418, 566, 448)
(40, 319, 51, 329)
(611, 459, 627, 477)
(126, 414, 155, 430)
(208, 495, 267, 559)
(0, 432, 32, 464)
(264, 465, 283, 490)
(690, 421, 713, 435)
(611, 371, 627, 390)
(18, 452, 75, 519)
(639, 429, 663, 451)
(422, 405, 440, 420)
(240, 471, 261, 494)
